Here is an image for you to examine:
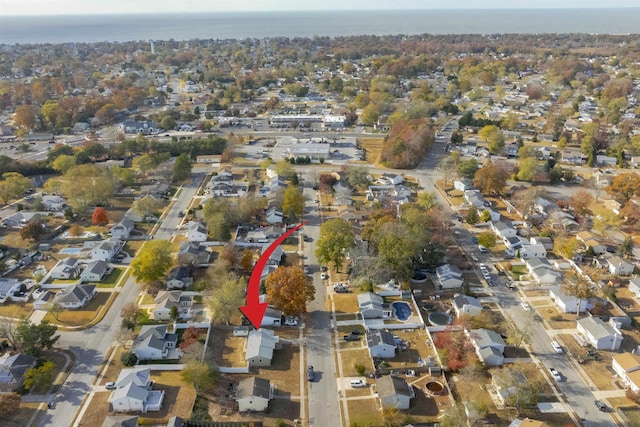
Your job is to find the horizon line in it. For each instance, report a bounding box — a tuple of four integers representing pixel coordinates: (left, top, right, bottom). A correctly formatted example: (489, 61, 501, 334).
(3, 6, 640, 17)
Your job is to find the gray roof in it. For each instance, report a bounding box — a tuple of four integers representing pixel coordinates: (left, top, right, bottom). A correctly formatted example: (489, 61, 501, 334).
(84, 259, 109, 275)
(55, 284, 96, 304)
(167, 266, 191, 281)
(246, 329, 279, 361)
(376, 375, 413, 398)
(452, 295, 482, 311)
(236, 377, 271, 400)
(102, 416, 139, 427)
(0, 353, 36, 384)
(115, 368, 151, 388)
(578, 316, 619, 340)
(469, 328, 505, 349)
(111, 380, 148, 403)
(132, 325, 177, 352)
(367, 330, 397, 349)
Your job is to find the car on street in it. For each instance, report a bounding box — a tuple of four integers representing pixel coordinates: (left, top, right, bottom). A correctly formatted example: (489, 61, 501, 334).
(285, 316, 299, 326)
(321, 272, 329, 280)
(105, 382, 117, 390)
(549, 368, 562, 381)
(303, 266, 310, 274)
(551, 340, 563, 354)
(595, 400, 607, 411)
(307, 365, 314, 381)
(521, 302, 531, 311)
(478, 245, 488, 253)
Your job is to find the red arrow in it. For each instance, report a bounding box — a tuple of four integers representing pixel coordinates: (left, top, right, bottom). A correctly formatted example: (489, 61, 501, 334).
(240, 222, 309, 329)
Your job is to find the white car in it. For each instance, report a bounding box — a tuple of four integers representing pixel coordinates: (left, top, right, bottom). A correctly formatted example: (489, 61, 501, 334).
(320, 273, 328, 280)
(285, 316, 299, 326)
(349, 379, 367, 388)
(549, 368, 562, 381)
(551, 341, 563, 354)
(521, 302, 531, 311)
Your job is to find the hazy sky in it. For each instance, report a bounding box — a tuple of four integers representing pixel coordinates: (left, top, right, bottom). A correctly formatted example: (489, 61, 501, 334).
(2, 0, 639, 16)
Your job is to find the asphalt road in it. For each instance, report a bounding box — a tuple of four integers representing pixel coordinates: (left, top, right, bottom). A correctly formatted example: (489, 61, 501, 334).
(300, 170, 341, 427)
(39, 169, 205, 427)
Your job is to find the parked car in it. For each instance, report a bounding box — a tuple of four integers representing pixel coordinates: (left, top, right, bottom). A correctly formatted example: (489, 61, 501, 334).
(595, 400, 607, 412)
(349, 379, 367, 388)
(320, 273, 329, 280)
(285, 316, 299, 326)
(478, 245, 488, 253)
(551, 340, 563, 354)
(471, 236, 478, 244)
(343, 334, 360, 341)
(307, 365, 314, 381)
(303, 266, 310, 274)
(521, 302, 531, 311)
(549, 368, 562, 381)
(105, 382, 116, 390)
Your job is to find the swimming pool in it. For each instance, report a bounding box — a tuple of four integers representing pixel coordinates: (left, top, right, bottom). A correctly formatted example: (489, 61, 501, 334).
(60, 247, 82, 254)
(392, 301, 412, 321)
(428, 311, 452, 326)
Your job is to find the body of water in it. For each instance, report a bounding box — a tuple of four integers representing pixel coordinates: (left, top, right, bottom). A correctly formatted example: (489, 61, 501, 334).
(1, 9, 640, 44)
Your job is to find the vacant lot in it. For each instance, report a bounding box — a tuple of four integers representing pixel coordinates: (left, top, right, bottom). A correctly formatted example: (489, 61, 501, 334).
(5, 401, 39, 427)
(537, 305, 581, 330)
(332, 293, 358, 314)
(359, 137, 384, 166)
(347, 398, 382, 426)
(209, 327, 247, 368)
(340, 348, 374, 377)
(256, 344, 301, 397)
(0, 301, 33, 318)
(77, 391, 111, 427)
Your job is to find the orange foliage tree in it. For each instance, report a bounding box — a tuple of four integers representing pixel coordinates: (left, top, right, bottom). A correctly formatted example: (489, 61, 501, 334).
(92, 206, 109, 225)
(265, 266, 315, 315)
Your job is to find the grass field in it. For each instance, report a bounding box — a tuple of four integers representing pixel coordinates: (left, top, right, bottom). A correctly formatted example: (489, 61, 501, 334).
(95, 267, 124, 288)
(340, 348, 374, 376)
(347, 398, 382, 426)
(359, 137, 385, 166)
(0, 301, 33, 319)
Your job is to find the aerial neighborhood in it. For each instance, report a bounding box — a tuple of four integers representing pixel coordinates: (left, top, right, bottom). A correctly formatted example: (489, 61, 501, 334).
(1, 31, 640, 427)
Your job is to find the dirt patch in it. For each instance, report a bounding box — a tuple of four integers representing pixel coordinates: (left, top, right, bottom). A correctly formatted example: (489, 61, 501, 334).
(209, 327, 247, 368)
(146, 371, 197, 421)
(537, 305, 581, 330)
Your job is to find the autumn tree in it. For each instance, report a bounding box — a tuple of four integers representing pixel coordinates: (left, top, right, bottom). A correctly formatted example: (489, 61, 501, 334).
(92, 206, 109, 225)
(473, 161, 510, 195)
(14, 105, 38, 130)
(516, 158, 538, 181)
(433, 325, 474, 370)
(120, 302, 141, 324)
(68, 223, 82, 237)
(618, 236, 634, 258)
(207, 274, 246, 325)
(0, 172, 32, 204)
(479, 125, 505, 155)
(265, 266, 315, 315)
(569, 190, 594, 219)
(562, 280, 596, 317)
(282, 186, 304, 222)
(59, 165, 115, 213)
(52, 155, 76, 174)
(132, 195, 161, 223)
(553, 236, 580, 259)
(380, 119, 434, 169)
(182, 360, 218, 393)
(605, 173, 640, 204)
(0, 393, 21, 418)
(457, 158, 479, 180)
(493, 365, 544, 415)
(130, 240, 172, 295)
(315, 218, 355, 271)
(179, 326, 201, 350)
(346, 166, 370, 191)
(24, 361, 55, 391)
(417, 191, 439, 211)
(20, 221, 46, 241)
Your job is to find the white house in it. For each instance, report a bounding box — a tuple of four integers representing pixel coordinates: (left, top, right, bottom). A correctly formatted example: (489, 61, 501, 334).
(261, 306, 283, 327)
(53, 284, 97, 309)
(110, 219, 135, 239)
(451, 294, 483, 318)
(80, 259, 110, 283)
(265, 207, 283, 224)
(629, 278, 640, 298)
(0, 278, 24, 304)
(367, 330, 397, 359)
(606, 256, 635, 276)
(612, 353, 640, 393)
(235, 377, 272, 412)
(91, 239, 120, 262)
(576, 316, 623, 351)
(152, 291, 195, 321)
(576, 231, 606, 255)
(50, 257, 82, 280)
(468, 328, 506, 366)
(377, 375, 414, 410)
(435, 264, 464, 289)
(131, 325, 180, 361)
(184, 222, 207, 242)
(530, 236, 553, 251)
(491, 221, 517, 240)
(357, 292, 392, 319)
(109, 368, 164, 413)
(525, 258, 561, 285)
(246, 329, 280, 367)
(549, 286, 588, 314)
(453, 179, 474, 192)
(42, 195, 66, 211)
(519, 243, 547, 259)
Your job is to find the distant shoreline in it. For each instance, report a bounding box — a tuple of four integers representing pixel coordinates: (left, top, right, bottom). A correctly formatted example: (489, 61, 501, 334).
(2, 9, 640, 44)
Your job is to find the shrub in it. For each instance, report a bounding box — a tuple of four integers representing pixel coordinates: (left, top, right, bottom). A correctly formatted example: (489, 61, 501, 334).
(355, 363, 366, 376)
(120, 351, 138, 367)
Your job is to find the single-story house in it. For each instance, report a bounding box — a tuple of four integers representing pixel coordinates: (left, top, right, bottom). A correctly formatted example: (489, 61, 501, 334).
(261, 306, 282, 327)
(110, 219, 135, 239)
(549, 286, 588, 314)
(612, 352, 640, 393)
(80, 259, 110, 283)
(0, 278, 25, 304)
(109, 367, 164, 413)
(165, 266, 193, 290)
(53, 284, 97, 309)
(576, 316, 623, 351)
(452, 294, 483, 317)
(468, 328, 506, 366)
(2, 211, 41, 228)
(367, 330, 397, 359)
(152, 291, 195, 321)
(139, 182, 169, 197)
(235, 377, 272, 412)
(435, 264, 464, 289)
(131, 325, 180, 361)
(184, 222, 207, 242)
(629, 278, 640, 298)
(33, 290, 56, 310)
(576, 231, 606, 255)
(177, 242, 211, 267)
(377, 375, 414, 410)
(102, 415, 140, 427)
(357, 292, 392, 319)
(0, 353, 37, 392)
(42, 195, 66, 211)
(525, 258, 561, 285)
(606, 256, 635, 276)
(519, 243, 547, 259)
(265, 207, 284, 224)
(491, 221, 517, 240)
(50, 257, 82, 280)
(453, 179, 474, 192)
(91, 239, 120, 262)
(246, 329, 280, 367)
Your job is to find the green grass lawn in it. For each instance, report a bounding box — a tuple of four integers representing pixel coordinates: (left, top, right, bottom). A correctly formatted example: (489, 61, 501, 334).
(96, 267, 124, 288)
(43, 292, 109, 326)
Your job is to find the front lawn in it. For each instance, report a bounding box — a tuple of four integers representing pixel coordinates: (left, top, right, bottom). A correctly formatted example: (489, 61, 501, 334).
(96, 267, 124, 288)
(43, 292, 110, 326)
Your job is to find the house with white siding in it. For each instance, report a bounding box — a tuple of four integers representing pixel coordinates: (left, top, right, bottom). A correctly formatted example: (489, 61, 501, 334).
(576, 316, 623, 351)
(612, 353, 640, 393)
(235, 377, 272, 412)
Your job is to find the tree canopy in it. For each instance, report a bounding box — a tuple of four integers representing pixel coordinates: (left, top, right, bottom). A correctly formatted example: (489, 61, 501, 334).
(265, 266, 315, 315)
(130, 240, 173, 293)
(315, 218, 355, 270)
